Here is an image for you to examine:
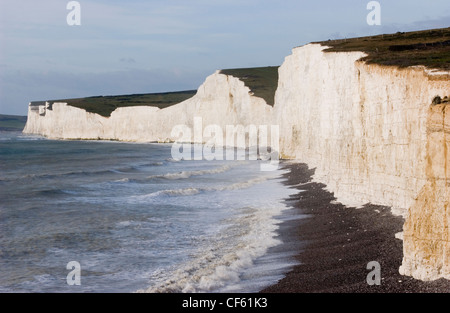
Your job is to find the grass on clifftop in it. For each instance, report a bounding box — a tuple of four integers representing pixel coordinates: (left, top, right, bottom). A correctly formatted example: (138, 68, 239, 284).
(219, 66, 279, 106)
(43, 66, 280, 117)
(0, 114, 27, 131)
(316, 27, 450, 71)
(49, 90, 197, 117)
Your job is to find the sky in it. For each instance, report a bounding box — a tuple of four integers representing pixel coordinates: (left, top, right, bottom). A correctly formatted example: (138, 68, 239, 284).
(0, 0, 449, 115)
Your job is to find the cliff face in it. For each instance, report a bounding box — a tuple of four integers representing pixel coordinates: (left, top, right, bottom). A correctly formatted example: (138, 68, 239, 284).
(23, 71, 272, 143)
(399, 102, 450, 280)
(24, 43, 450, 281)
(274, 44, 450, 280)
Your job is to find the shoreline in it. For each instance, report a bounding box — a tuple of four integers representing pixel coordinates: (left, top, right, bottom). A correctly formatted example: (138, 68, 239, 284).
(261, 162, 450, 293)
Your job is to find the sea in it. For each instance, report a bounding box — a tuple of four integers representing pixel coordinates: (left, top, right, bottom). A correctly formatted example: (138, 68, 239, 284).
(0, 131, 301, 293)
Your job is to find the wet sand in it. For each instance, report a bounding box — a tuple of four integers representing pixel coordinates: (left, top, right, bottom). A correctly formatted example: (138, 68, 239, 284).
(262, 162, 450, 293)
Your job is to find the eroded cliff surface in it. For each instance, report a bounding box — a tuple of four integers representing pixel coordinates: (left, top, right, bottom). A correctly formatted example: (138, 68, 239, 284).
(399, 102, 450, 280)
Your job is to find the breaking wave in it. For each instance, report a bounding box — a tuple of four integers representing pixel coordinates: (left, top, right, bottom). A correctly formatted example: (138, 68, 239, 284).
(1, 133, 297, 293)
(131, 176, 269, 201)
(138, 203, 285, 293)
(146, 164, 235, 180)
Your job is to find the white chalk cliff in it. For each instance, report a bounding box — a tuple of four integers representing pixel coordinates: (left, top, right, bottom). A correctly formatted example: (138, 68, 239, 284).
(273, 44, 449, 281)
(24, 72, 272, 143)
(24, 43, 450, 281)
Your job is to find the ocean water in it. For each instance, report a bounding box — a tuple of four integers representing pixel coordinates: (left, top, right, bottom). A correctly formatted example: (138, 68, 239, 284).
(0, 131, 299, 293)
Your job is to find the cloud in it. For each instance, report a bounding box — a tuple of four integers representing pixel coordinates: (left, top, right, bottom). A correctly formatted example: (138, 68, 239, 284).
(359, 15, 450, 36)
(119, 57, 136, 64)
(393, 15, 450, 32)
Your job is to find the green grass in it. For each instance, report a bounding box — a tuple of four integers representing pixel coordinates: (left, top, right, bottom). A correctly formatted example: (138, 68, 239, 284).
(0, 114, 27, 131)
(315, 27, 450, 71)
(44, 67, 279, 117)
(220, 66, 279, 106)
(49, 90, 197, 117)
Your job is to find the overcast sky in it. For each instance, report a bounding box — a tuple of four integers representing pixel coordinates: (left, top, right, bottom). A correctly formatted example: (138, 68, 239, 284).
(0, 0, 449, 115)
